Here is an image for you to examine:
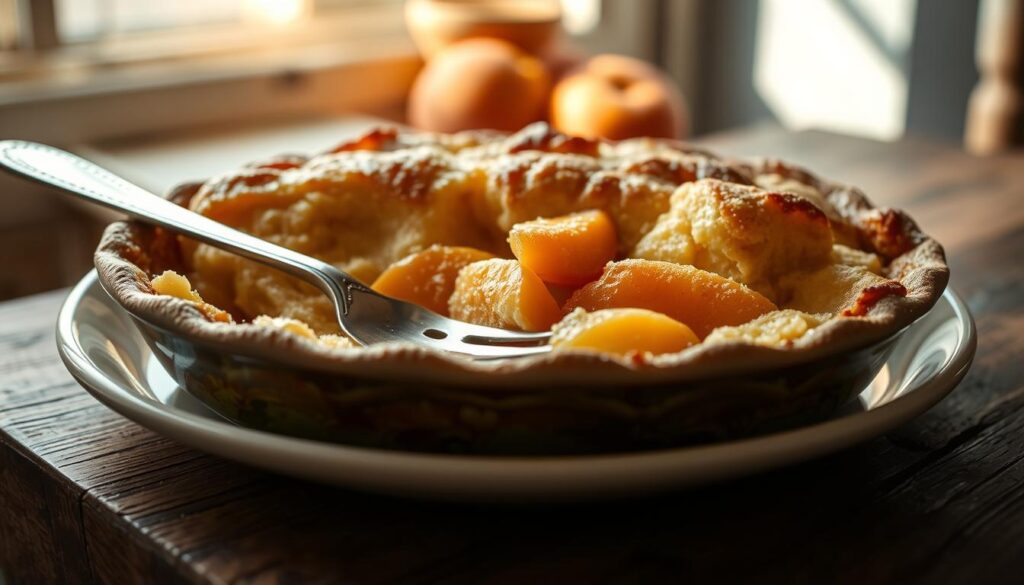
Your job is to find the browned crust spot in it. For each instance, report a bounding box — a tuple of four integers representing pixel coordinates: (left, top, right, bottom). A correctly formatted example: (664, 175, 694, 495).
(580, 173, 623, 205)
(618, 158, 696, 183)
(224, 169, 282, 190)
(616, 157, 753, 186)
(764, 191, 829, 223)
(860, 209, 922, 258)
(329, 127, 401, 153)
(246, 154, 308, 171)
(506, 124, 601, 157)
(695, 158, 753, 185)
(842, 281, 908, 317)
(758, 159, 825, 191)
(370, 156, 443, 202)
(195, 301, 233, 323)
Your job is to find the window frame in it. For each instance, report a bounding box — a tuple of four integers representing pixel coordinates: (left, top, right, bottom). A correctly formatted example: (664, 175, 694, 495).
(2, 0, 408, 75)
(15, 0, 58, 50)
(11, 0, 402, 50)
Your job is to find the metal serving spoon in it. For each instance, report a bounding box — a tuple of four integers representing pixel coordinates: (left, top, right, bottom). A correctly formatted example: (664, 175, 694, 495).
(0, 140, 552, 358)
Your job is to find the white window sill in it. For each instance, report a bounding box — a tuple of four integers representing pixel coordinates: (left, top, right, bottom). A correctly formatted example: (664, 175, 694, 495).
(0, 37, 420, 143)
(0, 3, 410, 86)
(0, 0, 420, 145)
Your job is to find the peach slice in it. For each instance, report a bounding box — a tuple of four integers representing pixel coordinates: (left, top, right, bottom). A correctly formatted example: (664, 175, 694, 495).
(449, 259, 563, 331)
(564, 259, 776, 338)
(508, 209, 618, 286)
(371, 245, 496, 315)
(552, 308, 699, 356)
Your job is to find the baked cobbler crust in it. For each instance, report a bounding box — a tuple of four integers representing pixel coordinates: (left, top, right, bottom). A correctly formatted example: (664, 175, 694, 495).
(94, 123, 948, 385)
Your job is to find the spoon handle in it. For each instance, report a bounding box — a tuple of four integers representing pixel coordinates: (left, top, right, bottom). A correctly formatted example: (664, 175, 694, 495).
(0, 140, 353, 311)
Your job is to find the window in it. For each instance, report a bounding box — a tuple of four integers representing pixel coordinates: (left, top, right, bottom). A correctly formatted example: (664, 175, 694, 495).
(57, 0, 251, 42)
(2, 0, 405, 61)
(55, 0, 395, 43)
(5, 0, 604, 55)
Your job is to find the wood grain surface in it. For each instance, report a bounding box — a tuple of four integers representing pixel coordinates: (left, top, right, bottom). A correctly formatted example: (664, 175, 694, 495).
(2, 126, 1023, 584)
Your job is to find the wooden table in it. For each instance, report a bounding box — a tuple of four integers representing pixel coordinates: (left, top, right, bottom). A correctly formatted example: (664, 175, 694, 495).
(2, 126, 1022, 584)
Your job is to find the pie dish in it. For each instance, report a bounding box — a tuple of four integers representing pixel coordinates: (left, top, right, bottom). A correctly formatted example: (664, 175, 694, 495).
(94, 123, 949, 454)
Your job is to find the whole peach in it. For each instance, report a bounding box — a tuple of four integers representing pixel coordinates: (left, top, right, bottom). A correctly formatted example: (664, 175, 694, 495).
(550, 54, 688, 140)
(408, 38, 550, 133)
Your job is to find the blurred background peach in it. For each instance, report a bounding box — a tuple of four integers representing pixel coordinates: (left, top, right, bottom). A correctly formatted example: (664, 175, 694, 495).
(407, 37, 551, 132)
(0, 0, 1015, 300)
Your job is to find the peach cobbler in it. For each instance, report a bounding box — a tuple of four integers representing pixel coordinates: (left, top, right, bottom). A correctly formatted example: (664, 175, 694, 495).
(133, 123, 946, 361)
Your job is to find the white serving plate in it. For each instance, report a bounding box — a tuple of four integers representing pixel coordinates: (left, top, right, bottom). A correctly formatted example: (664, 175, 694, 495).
(57, 270, 976, 502)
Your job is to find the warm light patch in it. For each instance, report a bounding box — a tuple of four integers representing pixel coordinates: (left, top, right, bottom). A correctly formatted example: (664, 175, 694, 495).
(753, 0, 917, 140)
(559, 0, 601, 35)
(243, 0, 309, 25)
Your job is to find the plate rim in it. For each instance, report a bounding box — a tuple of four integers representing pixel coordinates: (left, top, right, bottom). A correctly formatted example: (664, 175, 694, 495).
(56, 270, 977, 502)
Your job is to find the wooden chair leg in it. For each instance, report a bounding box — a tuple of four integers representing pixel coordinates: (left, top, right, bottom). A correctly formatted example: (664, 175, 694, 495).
(965, 0, 1024, 154)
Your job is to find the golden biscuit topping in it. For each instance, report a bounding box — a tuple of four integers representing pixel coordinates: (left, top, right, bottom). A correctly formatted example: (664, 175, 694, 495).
(704, 310, 828, 347)
(150, 270, 232, 323)
(633, 179, 834, 299)
(155, 123, 920, 355)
